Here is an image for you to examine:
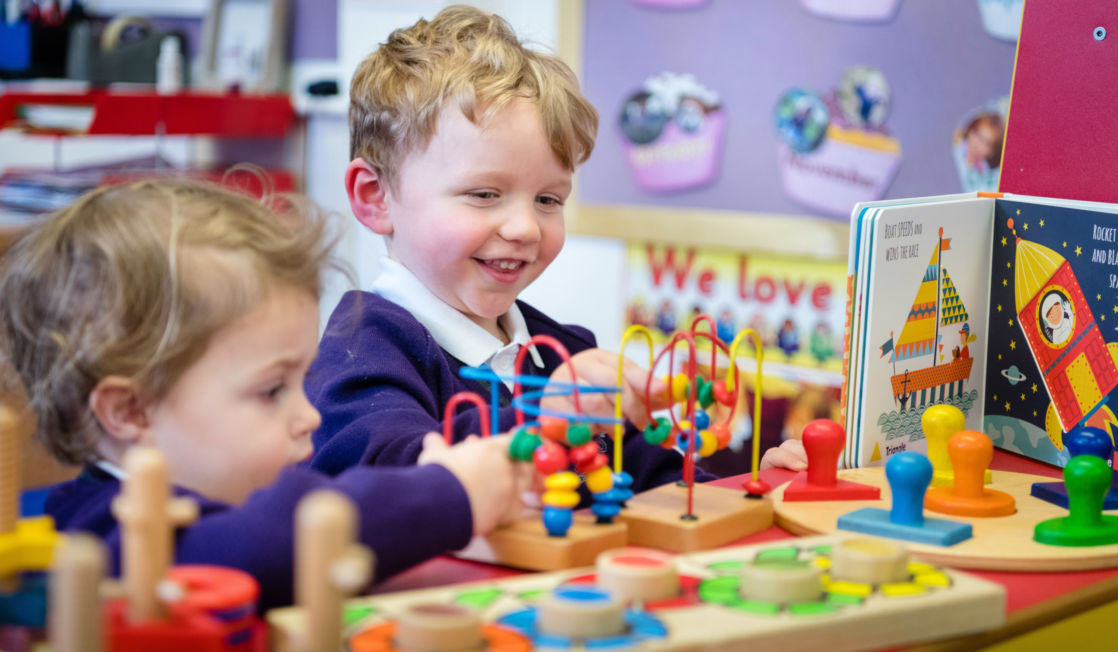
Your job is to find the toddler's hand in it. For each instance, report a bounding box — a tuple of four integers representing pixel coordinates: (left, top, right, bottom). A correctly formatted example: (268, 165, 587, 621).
(419, 433, 529, 535)
(541, 348, 672, 430)
(760, 438, 808, 471)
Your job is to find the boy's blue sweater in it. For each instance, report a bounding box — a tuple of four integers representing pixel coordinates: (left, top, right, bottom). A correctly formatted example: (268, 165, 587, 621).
(45, 462, 472, 611)
(307, 292, 714, 490)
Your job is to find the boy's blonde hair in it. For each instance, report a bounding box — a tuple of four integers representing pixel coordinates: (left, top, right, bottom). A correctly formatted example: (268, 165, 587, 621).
(349, 4, 599, 190)
(0, 178, 337, 465)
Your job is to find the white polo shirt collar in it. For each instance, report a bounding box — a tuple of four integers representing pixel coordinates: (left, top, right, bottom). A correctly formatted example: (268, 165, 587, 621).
(371, 258, 544, 388)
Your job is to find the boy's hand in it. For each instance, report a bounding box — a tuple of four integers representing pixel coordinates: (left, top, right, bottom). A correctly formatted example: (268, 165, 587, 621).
(760, 438, 808, 471)
(419, 433, 529, 535)
(541, 348, 672, 430)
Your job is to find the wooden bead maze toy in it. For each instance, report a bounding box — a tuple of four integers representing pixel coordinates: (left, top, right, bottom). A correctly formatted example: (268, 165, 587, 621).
(264, 534, 1007, 651)
(616, 318, 773, 552)
(450, 334, 627, 571)
(0, 403, 61, 648)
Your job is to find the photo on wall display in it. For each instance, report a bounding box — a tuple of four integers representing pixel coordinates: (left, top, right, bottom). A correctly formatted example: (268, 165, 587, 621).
(952, 97, 1008, 193)
(618, 72, 726, 193)
(774, 66, 902, 218)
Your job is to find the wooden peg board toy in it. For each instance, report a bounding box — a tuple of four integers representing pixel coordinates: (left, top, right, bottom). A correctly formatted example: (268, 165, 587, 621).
(773, 465, 1118, 571)
(0, 402, 61, 640)
(98, 447, 269, 651)
(265, 534, 1006, 652)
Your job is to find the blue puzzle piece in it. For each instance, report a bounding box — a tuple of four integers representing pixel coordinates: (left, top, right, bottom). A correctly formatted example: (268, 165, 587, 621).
(496, 607, 536, 632)
(838, 507, 972, 546)
(1031, 481, 1118, 510)
(625, 611, 669, 638)
(1032, 428, 1118, 510)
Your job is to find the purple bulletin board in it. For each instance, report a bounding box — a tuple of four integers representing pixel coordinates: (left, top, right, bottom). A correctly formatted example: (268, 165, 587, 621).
(579, 0, 1019, 221)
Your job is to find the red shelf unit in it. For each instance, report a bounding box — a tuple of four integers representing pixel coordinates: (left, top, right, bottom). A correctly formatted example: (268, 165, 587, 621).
(0, 91, 295, 137)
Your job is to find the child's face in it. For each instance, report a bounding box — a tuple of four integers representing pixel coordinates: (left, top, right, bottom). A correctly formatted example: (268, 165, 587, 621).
(382, 98, 569, 337)
(143, 285, 321, 505)
(1046, 302, 1062, 327)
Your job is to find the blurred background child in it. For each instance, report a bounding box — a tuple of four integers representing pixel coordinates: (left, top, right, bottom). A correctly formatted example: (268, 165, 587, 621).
(0, 179, 527, 610)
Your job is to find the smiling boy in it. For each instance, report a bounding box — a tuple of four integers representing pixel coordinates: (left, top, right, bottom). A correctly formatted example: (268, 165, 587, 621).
(307, 5, 707, 494)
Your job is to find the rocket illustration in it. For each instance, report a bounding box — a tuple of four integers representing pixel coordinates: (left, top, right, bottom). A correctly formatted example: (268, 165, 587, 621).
(1011, 218, 1118, 449)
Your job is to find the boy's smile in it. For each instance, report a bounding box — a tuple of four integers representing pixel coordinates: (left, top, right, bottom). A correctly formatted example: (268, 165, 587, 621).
(359, 98, 570, 342)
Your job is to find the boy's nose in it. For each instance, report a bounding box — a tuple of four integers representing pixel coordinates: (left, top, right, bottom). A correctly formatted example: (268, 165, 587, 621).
(497, 204, 541, 243)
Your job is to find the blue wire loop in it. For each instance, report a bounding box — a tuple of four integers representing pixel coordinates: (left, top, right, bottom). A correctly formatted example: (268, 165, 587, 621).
(459, 365, 624, 429)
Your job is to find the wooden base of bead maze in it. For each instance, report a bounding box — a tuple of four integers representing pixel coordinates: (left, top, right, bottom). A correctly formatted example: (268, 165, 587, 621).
(617, 483, 774, 553)
(772, 467, 1118, 571)
(453, 513, 628, 571)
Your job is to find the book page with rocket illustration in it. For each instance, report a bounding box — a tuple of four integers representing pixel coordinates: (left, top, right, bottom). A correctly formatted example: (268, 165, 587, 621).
(984, 197, 1118, 466)
(847, 196, 995, 468)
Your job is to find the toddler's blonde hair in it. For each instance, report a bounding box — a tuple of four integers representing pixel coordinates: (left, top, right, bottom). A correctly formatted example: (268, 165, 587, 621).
(349, 4, 599, 191)
(0, 178, 337, 464)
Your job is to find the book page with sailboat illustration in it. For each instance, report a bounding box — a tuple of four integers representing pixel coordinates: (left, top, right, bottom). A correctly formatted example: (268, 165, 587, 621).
(842, 194, 978, 462)
(984, 197, 1118, 466)
(849, 197, 995, 468)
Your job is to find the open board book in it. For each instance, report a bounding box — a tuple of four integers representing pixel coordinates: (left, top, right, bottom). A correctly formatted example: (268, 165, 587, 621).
(842, 192, 1118, 469)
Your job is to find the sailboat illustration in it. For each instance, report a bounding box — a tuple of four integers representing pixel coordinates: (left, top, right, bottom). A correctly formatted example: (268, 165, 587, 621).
(880, 227, 975, 411)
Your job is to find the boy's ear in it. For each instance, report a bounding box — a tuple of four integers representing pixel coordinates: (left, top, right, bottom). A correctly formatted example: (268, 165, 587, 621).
(88, 376, 150, 444)
(345, 158, 393, 235)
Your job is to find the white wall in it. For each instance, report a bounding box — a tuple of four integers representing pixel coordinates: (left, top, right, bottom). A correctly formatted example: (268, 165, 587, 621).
(305, 0, 628, 349)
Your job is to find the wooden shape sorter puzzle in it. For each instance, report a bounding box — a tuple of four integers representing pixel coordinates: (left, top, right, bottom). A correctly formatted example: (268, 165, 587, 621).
(773, 467, 1118, 572)
(266, 534, 1006, 652)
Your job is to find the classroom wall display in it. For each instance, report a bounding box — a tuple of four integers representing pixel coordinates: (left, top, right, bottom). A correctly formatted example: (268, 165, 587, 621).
(774, 66, 902, 217)
(619, 72, 725, 192)
(574, 0, 1017, 241)
(625, 242, 847, 387)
